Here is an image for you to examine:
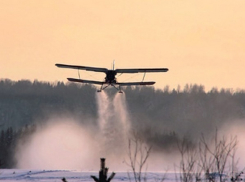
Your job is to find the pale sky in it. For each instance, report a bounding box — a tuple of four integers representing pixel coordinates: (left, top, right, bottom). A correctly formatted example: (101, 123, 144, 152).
(1, 0, 245, 91)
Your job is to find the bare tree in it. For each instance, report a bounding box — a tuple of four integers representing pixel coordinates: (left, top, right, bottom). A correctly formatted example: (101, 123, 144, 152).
(198, 138, 215, 182)
(176, 130, 240, 182)
(227, 146, 244, 182)
(125, 132, 152, 182)
(200, 130, 238, 182)
(177, 137, 201, 182)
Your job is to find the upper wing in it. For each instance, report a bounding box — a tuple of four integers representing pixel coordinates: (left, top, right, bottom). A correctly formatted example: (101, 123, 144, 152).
(56, 63, 108, 73)
(67, 78, 105, 85)
(115, 68, 169, 73)
(116, 81, 155, 86)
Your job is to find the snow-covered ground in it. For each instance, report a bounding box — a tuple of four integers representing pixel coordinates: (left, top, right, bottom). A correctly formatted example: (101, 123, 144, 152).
(0, 170, 171, 182)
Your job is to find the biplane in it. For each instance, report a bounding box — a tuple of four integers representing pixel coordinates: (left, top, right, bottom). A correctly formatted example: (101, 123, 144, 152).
(55, 62, 168, 93)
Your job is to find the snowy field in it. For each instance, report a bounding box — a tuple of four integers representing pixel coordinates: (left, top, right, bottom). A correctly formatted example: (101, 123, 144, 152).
(0, 170, 172, 182)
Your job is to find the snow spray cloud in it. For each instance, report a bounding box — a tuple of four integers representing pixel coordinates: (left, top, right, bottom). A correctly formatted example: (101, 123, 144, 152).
(15, 92, 133, 171)
(15, 117, 100, 170)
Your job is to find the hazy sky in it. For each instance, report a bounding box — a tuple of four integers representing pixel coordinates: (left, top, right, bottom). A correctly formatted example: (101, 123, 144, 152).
(1, 0, 245, 91)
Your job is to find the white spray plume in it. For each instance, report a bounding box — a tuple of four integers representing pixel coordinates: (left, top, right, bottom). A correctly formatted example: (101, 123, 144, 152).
(96, 91, 111, 131)
(95, 92, 131, 170)
(113, 93, 131, 134)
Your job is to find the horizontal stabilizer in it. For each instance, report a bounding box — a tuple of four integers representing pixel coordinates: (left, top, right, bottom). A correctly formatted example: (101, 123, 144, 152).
(56, 63, 108, 73)
(115, 68, 168, 73)
(67, 78, 105, 85)
(116, 81, 155, 86)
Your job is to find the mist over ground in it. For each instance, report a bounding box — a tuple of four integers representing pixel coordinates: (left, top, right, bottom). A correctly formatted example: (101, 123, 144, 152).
(0, 79, 245, 171)
(15, 92, 131, 170)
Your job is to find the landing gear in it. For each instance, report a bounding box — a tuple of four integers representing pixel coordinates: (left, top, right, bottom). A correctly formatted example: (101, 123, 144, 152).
(97, 83, 123, 94)
(97, 84, 109, 93)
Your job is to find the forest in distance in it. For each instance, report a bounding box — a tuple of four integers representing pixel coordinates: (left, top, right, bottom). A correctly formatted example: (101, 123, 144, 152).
(0, 79, 245, 168)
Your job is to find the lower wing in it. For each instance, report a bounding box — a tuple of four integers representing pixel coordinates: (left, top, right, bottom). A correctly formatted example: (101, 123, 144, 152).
(67, 78, 105, 85)
(116, 81, 155, 86)
(67, 78, 155, 86)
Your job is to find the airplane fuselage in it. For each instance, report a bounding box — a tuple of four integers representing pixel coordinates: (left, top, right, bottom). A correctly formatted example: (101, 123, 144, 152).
(105, 70, 117, 84)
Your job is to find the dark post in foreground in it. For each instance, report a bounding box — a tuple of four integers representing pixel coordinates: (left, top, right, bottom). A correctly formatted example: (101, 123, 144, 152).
(91, 158, 116, 182)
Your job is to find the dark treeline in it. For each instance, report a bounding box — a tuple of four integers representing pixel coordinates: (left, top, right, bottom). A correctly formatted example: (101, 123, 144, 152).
(0, 127, 16, 168)
(0, 125, 37, 168)
(124, 85, 245, 152)
(0, 79, 245, 167)
(0, 79, 98, 129)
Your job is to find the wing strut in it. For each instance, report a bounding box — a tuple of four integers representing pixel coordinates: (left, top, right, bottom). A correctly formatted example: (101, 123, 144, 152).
(142, 72, 146, 82)
(78, 69, 81, 79)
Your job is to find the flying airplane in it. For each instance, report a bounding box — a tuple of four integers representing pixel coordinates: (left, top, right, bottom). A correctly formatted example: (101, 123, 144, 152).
(55, 62, 168, 93)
